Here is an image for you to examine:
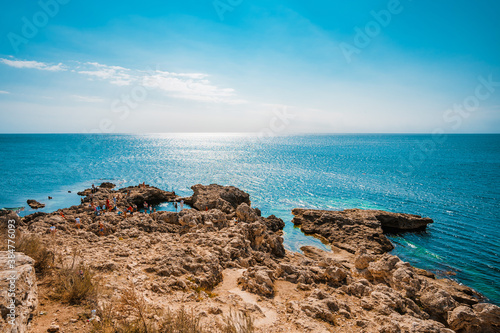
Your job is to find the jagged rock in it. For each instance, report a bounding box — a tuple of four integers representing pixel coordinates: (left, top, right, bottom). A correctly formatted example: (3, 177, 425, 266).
(190, 184, 250, 212)
(119, 185, 176, 207)
(0, 252, 38, 333)
(377, 314, 454, 333)
(300, 289, 346, 324)
(354, 252, 377, 270)
(344, 280, 372, 297)
(236, 203, 259, 222)
(238, 267, 275, 297)
(447, 306, 481, 332)
(368, 285, 426, 318)
(262, 215, 285, 232)
(391, 263, 422, 299)
(472, 303, 500, 332)
(157, 211, 179, 225)
(26, 200, 45, 209)
(323, 266, 347, 284)
(420, 288, 458, 321)
(373, 211, 433, 231)
(367, 254, 401, 281)
(99, 182, 116, 189)
(292, 208, 394, 254)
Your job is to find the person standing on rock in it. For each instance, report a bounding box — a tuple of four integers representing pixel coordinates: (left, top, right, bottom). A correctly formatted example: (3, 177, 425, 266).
(180, 200, 184, 211)
(98, 222, 105, 236)
(174, 202, 178, 212)
(49, 225, 56, 237)
(75, 217, 81, 229)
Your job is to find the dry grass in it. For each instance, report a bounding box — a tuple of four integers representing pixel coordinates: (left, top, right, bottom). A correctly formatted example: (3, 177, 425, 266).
(217, 310, 254, 333)
(90, 285, 254, 333)
(49, 252, 98, 305)
(16, 234, 54, 275)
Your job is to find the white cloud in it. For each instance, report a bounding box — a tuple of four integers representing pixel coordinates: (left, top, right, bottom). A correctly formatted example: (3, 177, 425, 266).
(71, 95, 105, 103)
(1, 57, 245, 104)
(0, 90, 10, 94)
(78, 62, 134, 86)
(0, 58, 65, 71)
(78, 63, 244, 104)
(142, 70, 246, 104)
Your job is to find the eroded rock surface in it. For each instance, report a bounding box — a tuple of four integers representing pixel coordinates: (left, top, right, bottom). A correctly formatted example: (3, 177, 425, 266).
(11, 184, 499, 333)
(0, 252, 38, 333)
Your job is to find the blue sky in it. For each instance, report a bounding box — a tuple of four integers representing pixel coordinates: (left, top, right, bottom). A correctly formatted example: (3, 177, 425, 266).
(0, 0, 499, 133)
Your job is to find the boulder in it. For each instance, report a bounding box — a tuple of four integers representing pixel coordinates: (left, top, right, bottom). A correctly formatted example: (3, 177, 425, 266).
(190, 184, 250, 212)
(235, 203, 259, 223)
(262, 215, 285, 232)
(26, 200, 44, 209)
(99, 182, 116, 189)
(238, 267, 275, 297)
(0, 252, 38, 333)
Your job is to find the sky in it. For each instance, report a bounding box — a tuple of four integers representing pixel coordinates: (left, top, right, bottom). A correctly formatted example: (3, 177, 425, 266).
(0, 0, 499, 133)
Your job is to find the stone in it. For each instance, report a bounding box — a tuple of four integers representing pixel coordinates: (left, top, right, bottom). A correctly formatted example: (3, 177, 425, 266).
(0, 252, 38, 333)
(292, 208, 394, 254)
(26, 200, 45, 209)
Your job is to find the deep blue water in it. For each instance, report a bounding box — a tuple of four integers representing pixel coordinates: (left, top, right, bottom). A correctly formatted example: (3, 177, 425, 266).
(0, 134, 499, 304)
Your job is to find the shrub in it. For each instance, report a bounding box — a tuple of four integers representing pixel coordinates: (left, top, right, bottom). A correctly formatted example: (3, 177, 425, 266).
(16, 234, 54, 275)
(51, 264, 97, 305)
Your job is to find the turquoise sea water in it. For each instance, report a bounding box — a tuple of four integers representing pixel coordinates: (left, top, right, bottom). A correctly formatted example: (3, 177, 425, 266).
(0, 134, 499, 304)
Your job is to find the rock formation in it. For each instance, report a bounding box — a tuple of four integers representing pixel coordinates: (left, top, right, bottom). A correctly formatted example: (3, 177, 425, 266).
(6, 184, 499, 332)
(0, 252, 38, 333)
(26, 200, 44, 209)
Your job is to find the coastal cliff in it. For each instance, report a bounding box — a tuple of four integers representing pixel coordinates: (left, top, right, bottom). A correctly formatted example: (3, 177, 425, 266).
(1, 184, 499, 333)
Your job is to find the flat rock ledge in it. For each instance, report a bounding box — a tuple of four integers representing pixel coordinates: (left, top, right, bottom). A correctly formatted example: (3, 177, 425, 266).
(292, 208, 433, 255)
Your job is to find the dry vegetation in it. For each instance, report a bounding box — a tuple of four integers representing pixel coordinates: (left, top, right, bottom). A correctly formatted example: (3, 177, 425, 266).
(2, 225, 255, 333)
(90, 284, 254, 333)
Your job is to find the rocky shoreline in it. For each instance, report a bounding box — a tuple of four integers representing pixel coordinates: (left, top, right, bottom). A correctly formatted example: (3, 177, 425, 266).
(1, 183, 499, 332)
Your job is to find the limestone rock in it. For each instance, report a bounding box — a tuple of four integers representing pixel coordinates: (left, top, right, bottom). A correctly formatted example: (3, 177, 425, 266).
(0, 252, 38, 333)
(238, 267, 275, 297)
(292, 208, 394, 254)
(190, 184, 250, 212)
(26, 200, 45, 209)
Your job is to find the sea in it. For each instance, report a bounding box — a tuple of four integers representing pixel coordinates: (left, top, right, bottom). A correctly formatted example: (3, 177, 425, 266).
(0, 133, 499, 304)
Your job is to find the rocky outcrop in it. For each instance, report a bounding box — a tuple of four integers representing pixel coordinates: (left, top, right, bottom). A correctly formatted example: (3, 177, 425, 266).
(14, 184, 500, 333)
(447, 304, 500, 333)
(292, 208, 433, 255)
(370, 210, 433, 231)
(238, 266, 275, 297)
(118, 185, 177, 207)
(26, 200, 44, 209)
(292, 208, 394, 254)
(0, 252, 38, 333)
(99, 182, 115, 189)
(190, 184, 251, 213)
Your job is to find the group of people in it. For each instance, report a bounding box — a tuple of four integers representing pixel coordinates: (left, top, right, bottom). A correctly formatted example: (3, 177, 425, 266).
(48, 182, 184, 236)
(173, 200, 184, 212)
